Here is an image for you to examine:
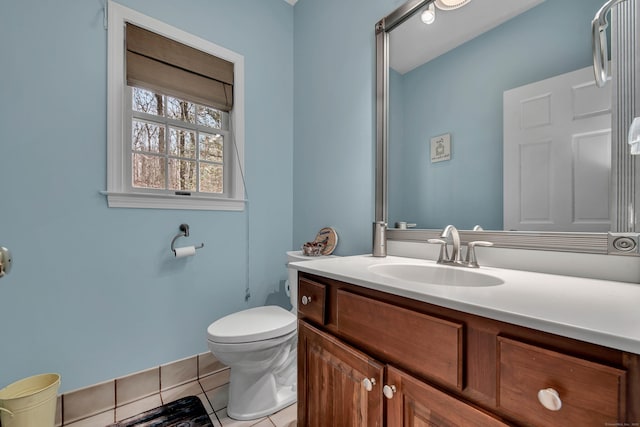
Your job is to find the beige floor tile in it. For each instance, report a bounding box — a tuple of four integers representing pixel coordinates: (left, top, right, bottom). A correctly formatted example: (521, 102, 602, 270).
(268, 403, 297, 427)
(196, 391, 214, 415)
(62, 410, 114, 427)
(199, 368, 230, 391)
(216, 408, 271, 427)
(160, 380, 204, 403)
(250, 419, 276, 427)
(115, 393, 163, 422)
(207, 413, 224, 427)
(204, 383, 229, 411)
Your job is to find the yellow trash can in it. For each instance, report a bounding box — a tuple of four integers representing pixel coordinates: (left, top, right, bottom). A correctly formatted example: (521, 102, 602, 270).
(0, 373, 60, 427)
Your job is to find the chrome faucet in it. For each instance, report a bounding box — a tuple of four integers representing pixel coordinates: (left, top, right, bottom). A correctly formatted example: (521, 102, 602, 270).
(441, 224, 462, 264)
(428, 225, 493, 268)
(428, 224, 462, 265)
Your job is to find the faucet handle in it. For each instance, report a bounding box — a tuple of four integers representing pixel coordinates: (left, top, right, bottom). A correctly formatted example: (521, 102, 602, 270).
(427, 238, 449, 263)
(465, 241, 493, 268)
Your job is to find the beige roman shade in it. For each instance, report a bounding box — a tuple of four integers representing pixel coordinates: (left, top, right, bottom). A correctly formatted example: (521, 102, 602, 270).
(126, 23, 234, 111)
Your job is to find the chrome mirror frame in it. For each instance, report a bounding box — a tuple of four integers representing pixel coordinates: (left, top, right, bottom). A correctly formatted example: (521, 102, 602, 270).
(592, 0, 633, 87)
(374, 0, 640, 255)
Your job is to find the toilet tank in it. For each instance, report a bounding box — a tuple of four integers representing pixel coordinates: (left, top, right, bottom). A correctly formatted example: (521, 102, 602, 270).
(286, 250, 335, 311)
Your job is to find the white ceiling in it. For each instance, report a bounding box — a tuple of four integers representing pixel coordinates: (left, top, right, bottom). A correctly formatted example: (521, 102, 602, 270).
(390, 0, 545, 74)
(284, 0, 297, 5)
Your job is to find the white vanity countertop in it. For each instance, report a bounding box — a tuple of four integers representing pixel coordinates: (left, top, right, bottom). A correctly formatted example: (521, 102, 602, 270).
(290, 255, 640, 354)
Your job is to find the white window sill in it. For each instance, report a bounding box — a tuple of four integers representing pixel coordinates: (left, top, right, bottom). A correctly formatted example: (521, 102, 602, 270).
(100, 191, 246, 211)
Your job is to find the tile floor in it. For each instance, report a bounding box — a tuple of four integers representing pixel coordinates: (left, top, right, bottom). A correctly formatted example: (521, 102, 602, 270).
(215, 404, 297, 427)
(54, 352, 297, 427)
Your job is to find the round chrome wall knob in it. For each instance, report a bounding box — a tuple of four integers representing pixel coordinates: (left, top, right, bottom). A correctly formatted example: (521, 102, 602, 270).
(301, 295, 312, 305)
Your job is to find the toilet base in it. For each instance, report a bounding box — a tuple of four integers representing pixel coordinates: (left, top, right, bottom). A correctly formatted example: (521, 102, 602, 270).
(227, 385, 296, 421)
(215, 331, 298, 421)
(225, 353, 297, 421)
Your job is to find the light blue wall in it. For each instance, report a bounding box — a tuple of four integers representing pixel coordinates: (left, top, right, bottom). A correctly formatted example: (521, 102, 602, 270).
(292, 0, 404, 255)
(389, 0, 605, 230)
(1, 0, 603, 396)
(0, 0, 293, 392)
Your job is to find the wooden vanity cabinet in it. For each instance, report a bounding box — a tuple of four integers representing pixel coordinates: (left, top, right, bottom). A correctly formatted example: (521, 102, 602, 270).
(298, 321, 384, 427)
(297, 273, 640, 427)
(298, 321, 506, 427)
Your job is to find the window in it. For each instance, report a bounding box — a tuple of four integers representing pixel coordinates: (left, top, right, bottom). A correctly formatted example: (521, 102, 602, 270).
(129, 87, 228, 195)
(106, 1, 245, 210)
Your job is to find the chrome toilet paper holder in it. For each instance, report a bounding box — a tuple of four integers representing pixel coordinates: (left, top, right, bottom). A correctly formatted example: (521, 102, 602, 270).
(170, 224, 204, 254)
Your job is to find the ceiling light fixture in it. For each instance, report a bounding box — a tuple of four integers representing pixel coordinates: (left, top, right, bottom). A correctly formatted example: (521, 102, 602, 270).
(421, 3, 436, 24)
(421, 0, 471, 26)
(434, 0, 471, 10)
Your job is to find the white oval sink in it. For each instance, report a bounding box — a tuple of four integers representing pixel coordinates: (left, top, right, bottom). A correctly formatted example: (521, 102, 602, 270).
(368, 263, 504, 287)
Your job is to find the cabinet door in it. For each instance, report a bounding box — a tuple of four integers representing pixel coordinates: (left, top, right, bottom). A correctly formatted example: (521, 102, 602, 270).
(298, 321, 384, 427)
(386, 366, 510, 427)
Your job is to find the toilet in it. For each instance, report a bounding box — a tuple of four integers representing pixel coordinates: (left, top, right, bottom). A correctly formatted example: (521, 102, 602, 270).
(206, 250, 333, 420)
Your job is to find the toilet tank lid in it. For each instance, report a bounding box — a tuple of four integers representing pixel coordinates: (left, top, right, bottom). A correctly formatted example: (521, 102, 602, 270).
(207, 306, 296, 344)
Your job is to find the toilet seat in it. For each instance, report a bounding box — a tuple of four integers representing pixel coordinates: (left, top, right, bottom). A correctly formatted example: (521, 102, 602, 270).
(207, 306, 296, 344)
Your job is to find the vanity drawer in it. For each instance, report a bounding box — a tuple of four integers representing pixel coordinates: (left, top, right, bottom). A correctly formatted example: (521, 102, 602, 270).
(336, 290, 463, 389)
(297, 277, 327, 325)
(497, 336, 627, 426)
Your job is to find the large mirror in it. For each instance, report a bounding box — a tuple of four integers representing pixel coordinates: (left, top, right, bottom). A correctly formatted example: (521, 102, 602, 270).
(376, 0, 640, 253)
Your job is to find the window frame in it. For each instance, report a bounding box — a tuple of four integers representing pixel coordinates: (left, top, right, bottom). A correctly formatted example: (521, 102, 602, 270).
(106, 0, 245, 210)
(126, 86, 231, 197)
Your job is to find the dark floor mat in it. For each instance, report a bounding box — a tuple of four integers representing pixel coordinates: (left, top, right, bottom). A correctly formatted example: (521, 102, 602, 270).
(108, 395, 214, 427)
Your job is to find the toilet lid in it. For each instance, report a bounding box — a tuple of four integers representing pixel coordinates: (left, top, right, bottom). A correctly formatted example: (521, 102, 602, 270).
(207, 306, 296, 344)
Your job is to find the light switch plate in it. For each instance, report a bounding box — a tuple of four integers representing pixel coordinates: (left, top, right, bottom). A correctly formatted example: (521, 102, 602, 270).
(431, 133, 451, 163)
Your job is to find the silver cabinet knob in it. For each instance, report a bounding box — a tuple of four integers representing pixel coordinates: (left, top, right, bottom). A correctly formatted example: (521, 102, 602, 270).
(362, 378, 376, 392)
(537, 388, 562, 411)
(383, 384, 396, 399)
(301, 295, 312, 305)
